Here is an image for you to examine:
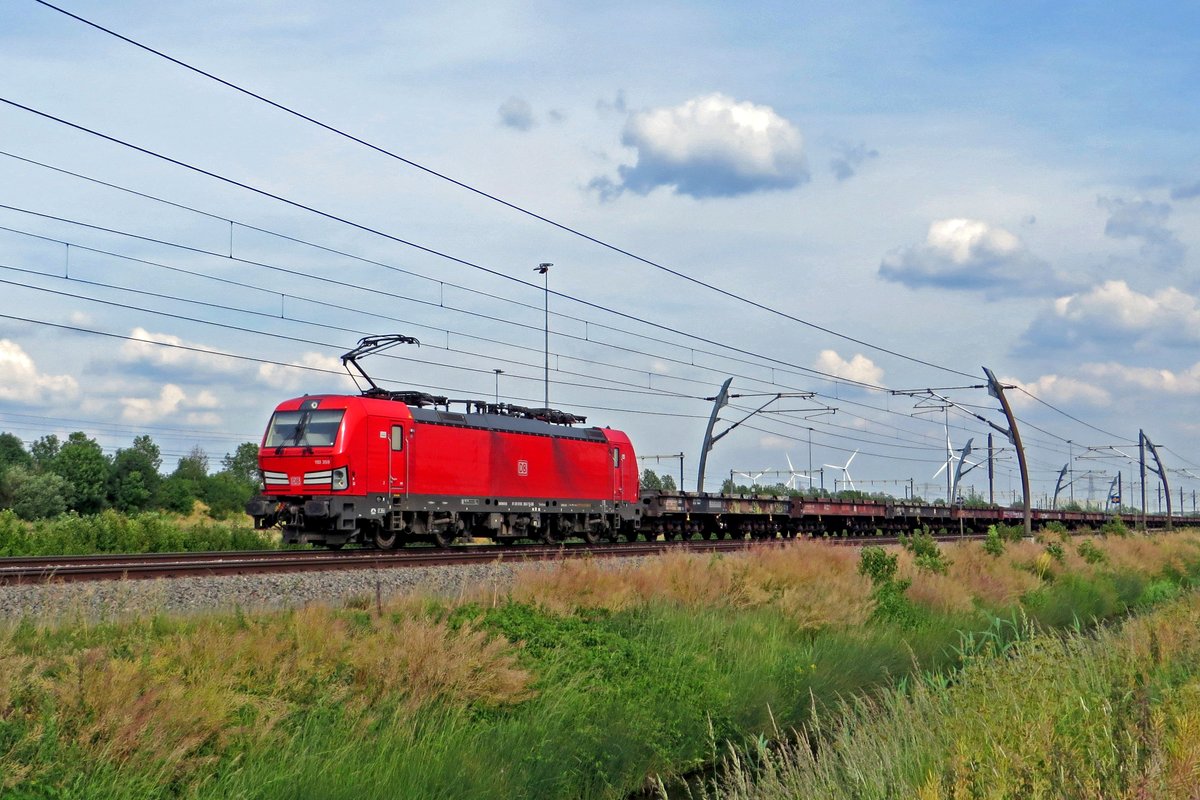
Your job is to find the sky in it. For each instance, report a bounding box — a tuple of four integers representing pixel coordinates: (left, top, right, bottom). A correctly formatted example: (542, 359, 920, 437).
(1, 0, 1199, 508)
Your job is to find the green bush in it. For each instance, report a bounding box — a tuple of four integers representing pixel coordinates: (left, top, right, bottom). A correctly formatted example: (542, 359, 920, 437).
(983, 527, 1005, 557)
(1044, 540, 1065, 563)
(1077, 538, 1107, 565)
(858, 545, 898, 585)
(1041, 520, 1068, 538)
(1137, 579, 1180, 607)
(996, 522, 1025, 542)
(1100, 517, 1129, 537)
(899, 531, 949, 574)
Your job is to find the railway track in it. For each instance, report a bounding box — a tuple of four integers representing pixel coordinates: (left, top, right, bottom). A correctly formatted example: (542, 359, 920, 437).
(0, 533, 984, 585)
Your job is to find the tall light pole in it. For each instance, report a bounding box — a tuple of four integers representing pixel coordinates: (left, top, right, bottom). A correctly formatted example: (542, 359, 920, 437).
(493, 369, 503, 405)
(535, 262, 552, 408)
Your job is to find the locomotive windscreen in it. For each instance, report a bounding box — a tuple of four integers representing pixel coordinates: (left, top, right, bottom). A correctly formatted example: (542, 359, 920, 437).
(264, 409, 345, 448)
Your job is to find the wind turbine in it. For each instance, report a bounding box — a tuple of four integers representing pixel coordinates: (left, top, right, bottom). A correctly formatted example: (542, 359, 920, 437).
(934, 435, 981, 503)
(785, 454, 814, 490)
(734, 470, 767, 488)
(824, 450, 858, 492)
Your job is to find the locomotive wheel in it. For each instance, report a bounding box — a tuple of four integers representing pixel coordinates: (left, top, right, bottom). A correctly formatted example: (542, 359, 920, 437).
(582, 527, 602, 545)
(432, 528, 453, 548)
(373, 527, 398, 550)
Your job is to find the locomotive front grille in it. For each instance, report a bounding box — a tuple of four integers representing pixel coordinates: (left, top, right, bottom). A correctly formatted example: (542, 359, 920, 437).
(263, 470, 289, 488)
(303, 470, 333, 486)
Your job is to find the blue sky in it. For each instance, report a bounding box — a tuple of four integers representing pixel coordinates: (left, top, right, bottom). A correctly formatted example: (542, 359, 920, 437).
(1, 0, 1198, 507)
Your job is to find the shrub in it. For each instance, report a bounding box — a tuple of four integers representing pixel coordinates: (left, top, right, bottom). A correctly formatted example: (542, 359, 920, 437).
(858, 546, 898, 586)
(983, 527, 1005, 557)
(1077, 538, 1107, 565)
(1100, 517, 1129, 537)
(1041, 520, 1068, 538)
(899, 531, 949, 575)
(1044, 540, 1065, 563)
(1137, 579, 1180, 607)
(996, 523, 1025, 542)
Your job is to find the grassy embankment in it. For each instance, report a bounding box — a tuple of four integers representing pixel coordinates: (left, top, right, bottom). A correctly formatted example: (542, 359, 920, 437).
(701, 580, 1200, 799)
(2, 530, 1200, 798)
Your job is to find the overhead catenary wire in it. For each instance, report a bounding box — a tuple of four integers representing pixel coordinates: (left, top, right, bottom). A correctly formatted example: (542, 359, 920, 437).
(0, 151, 1131, 463)
(0, 52, 1166, 476)
(31, 0, 979, 381)
(0, 203, 878, 394)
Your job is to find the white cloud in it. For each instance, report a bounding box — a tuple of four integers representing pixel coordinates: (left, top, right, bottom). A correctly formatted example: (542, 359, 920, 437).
(119, 383, 224, 424)
(120, 328, 237, 373)
(592, 93, 809, 199)
(879, 218, 1054, 297)
(813, 350, 884, 386)
(1003, 373, 1111, 408)
(1054, 281, 1200, 339)
(257, 352, 348, 391)
(1023, 281, 1200, 352)
(0, 339, 79, 404)
(1080, 362, 1200, 396)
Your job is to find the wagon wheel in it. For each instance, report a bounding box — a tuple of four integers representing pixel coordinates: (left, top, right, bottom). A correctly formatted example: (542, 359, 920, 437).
(373, 526, 398, 550)
(432, 527, 454, 548)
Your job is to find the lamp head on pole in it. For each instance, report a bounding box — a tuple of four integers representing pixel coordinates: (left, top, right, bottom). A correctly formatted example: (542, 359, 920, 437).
(535, 262, 552, 274)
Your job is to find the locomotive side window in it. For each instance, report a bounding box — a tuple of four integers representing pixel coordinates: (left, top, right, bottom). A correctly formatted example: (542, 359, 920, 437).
(265, 409, 345, 448)
(612, 447, 620, 468)
(391, 425, 404, 451)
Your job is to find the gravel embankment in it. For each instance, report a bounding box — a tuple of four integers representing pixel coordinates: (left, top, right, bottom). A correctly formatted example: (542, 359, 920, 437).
(0, 560, 578, 621)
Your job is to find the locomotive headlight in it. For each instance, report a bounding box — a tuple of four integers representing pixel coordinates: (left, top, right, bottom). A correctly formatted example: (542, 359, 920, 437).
(331, 467, 349, 491)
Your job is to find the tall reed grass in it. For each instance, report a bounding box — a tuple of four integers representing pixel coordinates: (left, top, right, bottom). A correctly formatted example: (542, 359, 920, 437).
(700, 590, 1200, 799)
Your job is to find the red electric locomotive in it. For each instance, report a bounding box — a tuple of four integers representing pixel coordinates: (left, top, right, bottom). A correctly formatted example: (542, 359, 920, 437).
(245, 336, 642, 548)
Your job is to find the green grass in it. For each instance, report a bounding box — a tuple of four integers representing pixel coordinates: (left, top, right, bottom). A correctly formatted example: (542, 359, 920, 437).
(699, 590, 1200, 799)
(199, 602, 971, 800)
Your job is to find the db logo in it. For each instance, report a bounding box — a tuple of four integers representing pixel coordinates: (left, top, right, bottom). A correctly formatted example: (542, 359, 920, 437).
(290, 476, 301, 486)
(517, 460, 529, 476)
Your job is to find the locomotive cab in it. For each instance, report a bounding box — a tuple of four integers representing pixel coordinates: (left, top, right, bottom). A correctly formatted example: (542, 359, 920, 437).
(245, 395, 390, 548)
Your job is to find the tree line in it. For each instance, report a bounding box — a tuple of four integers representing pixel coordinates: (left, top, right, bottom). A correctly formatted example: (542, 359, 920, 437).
(0, 431, 260, 521)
